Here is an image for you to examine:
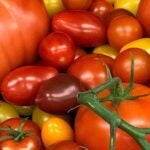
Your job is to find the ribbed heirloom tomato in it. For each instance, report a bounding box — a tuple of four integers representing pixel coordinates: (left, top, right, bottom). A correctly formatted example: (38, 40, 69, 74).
(75, 83, 150, 150)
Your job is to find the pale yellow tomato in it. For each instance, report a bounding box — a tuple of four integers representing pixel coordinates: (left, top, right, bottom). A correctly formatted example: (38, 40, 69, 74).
(32, 106, 72, 128)
(92, 44, 118, 59)
(114, 0, 140, 15)
(43, 0, 65, 18)
(41, 117, 74, 148)
(120, 38, 150, 54)
(0, 101, 19, 123)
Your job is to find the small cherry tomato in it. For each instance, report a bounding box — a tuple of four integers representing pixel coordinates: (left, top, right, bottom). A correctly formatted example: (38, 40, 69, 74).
(107, 15, 143, 50)
(0, 101, 19, 123)
(41, 117, 74, 148)
(32, 106, 72, 128)
(62, 0, 92, 10)
(39, 31, 76, 70)
(113, 48, 150, 84)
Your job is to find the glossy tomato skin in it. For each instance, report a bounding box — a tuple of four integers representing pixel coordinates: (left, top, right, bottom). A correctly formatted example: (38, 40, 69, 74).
(89, 0, 113, 20)
(113, 48, 150, 84)
(0, 0, 50, 83)
(52, 10, 107, 47)
(39, 31, 76, 70)
(62, 0, 92, 10)
(0, 118, 44, 150)
(137, 0, 150, 36)
(107, 15, 143, 50)
(68, 53, 114, 89)
(46, 140, 84, 150)
(75, 83, 150, 150)
(1, 66, 58, 106)
(35, 73, 85, 114)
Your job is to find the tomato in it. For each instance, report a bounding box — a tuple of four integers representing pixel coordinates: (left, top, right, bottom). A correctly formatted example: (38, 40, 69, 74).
(0, 118, 44, 150)
(62, 0, 92, 10)
(113, 48, 150, 84)
(114, 0, 140, 15)
(92, 44, 118, 59)
(107, 15, 143, 50)
(12, 104, 35, 117)
(32, 106, 72, 128)
(105, 8, 134, 24)
(41, 117, 74, 148)
(75, 83, 150, 150)
(0, 100, 19, 123)
(46, 140, 85, 150)
(1, 66, 58, 106)
(43, 0, 65, 18)
(52, 10, 107, 47)
(39, 31, 76, 70)
(0, 0, 50, 83)
(89, 0, 113, 20)
(137, 0, 150, 37)
(68, 53, 114, 89)
(120, 38, 150, 54)
(74, 47, 87, 60)
(35, 73, 85, 114)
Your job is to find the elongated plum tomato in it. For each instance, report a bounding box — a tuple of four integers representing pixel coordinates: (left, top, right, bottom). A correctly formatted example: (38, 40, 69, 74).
(107, 15, 143, 50)
(52, 10, 106, 47)
(35, 73, 85, 115)
(39, 31, 76, 70)
(0, 0, 50, 83)
(1, 66, 58, 106)
(113, 48, 150, 84)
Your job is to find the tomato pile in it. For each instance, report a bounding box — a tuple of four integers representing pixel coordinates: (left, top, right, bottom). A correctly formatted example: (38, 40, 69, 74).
(0, 0, 150, 150)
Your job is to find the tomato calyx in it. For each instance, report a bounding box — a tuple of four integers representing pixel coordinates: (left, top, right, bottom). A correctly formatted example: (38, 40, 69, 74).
(78, 59, 150, 150)
(0, 117, 30, 142)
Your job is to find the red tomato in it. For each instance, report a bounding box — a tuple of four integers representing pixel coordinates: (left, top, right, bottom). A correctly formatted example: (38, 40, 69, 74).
(74, 47, 87, 60)
(62, 0, 92, 10)
(46, 140, 85, 150)
(89, 0, 113, 19)
(75, 83, 150, 150)
(0, 0, 50, 83)
(113, 48, 150, 84)
(39, 31, 76, 70)
(137, 0, 150, 36)
(52, 10, 107, 47)
(107, 15, 143, 50)
(0, 118, 44, 150)
(68, 53, 114, 89)
(1, 66, 58, 106)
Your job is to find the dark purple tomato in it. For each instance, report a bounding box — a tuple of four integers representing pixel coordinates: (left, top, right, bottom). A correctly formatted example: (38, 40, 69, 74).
(35, 73, 85, 115)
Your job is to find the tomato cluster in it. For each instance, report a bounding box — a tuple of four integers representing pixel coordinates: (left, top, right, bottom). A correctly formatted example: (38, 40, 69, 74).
(0, 0, 150, 150)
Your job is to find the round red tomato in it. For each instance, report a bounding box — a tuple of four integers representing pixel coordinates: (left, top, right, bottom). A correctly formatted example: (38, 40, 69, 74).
(52, 10, 107, 47)
(1, 66, 58, 106)
(68, 53, 114, 89)
(62, 0, 92, 10)
(0, 118, 44, 150)
(75, 83, 150, 150)
(113, 48, 150, 84)
(39, 31, 76, 70)
(107, 15, 143, 50)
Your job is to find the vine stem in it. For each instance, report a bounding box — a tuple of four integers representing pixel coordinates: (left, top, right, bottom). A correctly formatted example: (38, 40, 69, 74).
(78, 77, 150, 150)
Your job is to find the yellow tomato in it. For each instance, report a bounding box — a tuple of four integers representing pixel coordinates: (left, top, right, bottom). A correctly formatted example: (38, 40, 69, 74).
(114, 0, 140, 15)
(43, 0, 65, 18)
(41, 117, 74, 148)
(120, 38, 150, 54)
(106, 0, 115, 4)
(32, 106, 72, 128)
(92, 44, 118, 59)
